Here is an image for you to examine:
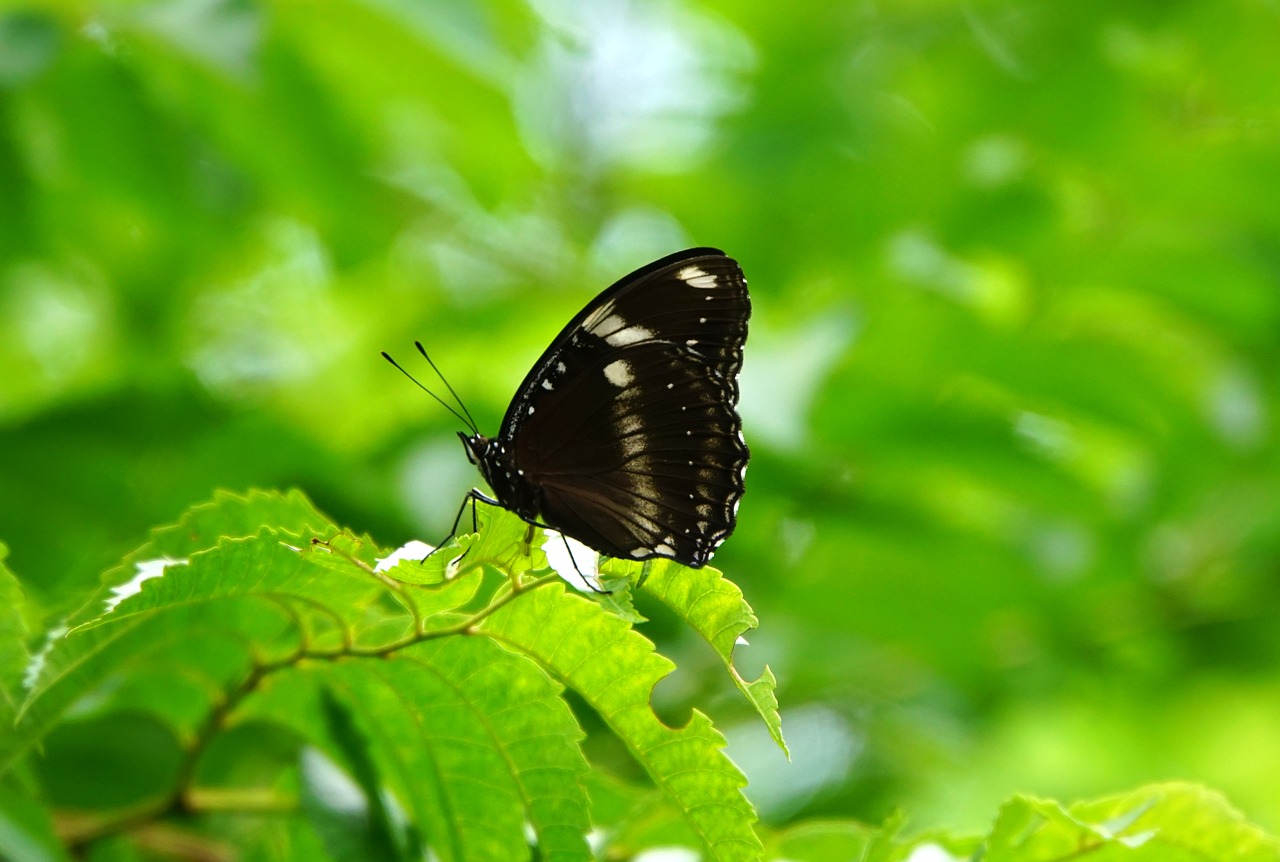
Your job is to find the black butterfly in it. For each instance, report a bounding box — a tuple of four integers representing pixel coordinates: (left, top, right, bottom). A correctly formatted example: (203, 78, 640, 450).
(394, 248, 750, 569)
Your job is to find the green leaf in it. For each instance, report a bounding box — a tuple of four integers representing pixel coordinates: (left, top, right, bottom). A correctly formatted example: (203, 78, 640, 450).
(458, 502, 549, 575)
(0, 783, 69, 862)
(595, 570, 648, 624)
(3, 603, 277, 777)
(8, 528, 382, 776)
(593, 784, 703, 858)
(299, 689, 412, 862)
(77, 532, 393, 649)
(68, 489, 344, 629)
(479, 582, 761, 862)
(242, 636, 593, 862)
(3, 494, 766, 859)
(143, 489, 338, 557)
(985, 782, 1280, 861)
(0, 543, 28, 724)
(762, 819, 877, 861)
(637, 558, 787, 757)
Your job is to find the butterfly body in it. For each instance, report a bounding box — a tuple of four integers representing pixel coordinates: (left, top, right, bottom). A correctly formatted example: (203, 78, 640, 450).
(460, 247, 750, 568)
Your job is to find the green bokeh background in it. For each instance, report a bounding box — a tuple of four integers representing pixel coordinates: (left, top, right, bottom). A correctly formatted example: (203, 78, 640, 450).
(2, 0, 1279, 835)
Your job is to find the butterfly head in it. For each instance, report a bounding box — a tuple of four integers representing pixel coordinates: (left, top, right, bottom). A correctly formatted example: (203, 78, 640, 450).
(457, 431, 491, 467)
(459, 430, 509, 485)
(459, 430, 532, 517)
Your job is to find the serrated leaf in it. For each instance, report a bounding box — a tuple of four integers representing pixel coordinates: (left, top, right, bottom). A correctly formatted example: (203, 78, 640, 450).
(2, 602, 277, 778)
(299, 689, 411, 862)
(241, 636, 593, 862)
(377, 537, 469, 586)
(67, 489, 344, 630)
(7, 528, 372, 775)
(985, 782, 1280, 861)
(454, 503, 547, 577)
(596, 572, 647, 624)
(478, 582, 761, 862)
(148, 489, 337, 558)
(78, 532, 394, 649)
(637, 559, 787, 757)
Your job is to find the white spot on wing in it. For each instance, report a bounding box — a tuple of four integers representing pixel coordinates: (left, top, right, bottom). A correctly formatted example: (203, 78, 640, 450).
(581, 299, 617, 332)
(679, 266, 720, 290)
(605, 320, 654, 346)
(541, 379, 554, 390)
(603, 359, 634, 388)
(584, 304, 655, 346)
(616, 415, 643, 437)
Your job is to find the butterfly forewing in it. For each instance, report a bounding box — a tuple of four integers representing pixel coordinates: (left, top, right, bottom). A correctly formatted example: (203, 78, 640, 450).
(483, 248, 750, 567)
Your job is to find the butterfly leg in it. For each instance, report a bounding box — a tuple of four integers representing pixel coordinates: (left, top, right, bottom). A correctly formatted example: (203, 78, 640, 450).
(419, 488, 502, 563)
(451, 488, 500, 537)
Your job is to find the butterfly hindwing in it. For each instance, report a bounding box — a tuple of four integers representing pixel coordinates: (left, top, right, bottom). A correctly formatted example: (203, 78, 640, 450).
(491, 248, 750, 567)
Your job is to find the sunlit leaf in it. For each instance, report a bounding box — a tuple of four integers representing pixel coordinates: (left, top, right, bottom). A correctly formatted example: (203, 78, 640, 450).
(985, 782, 1280, 861)
(479, 582, 761, 862)
(638, 559, 786, 756)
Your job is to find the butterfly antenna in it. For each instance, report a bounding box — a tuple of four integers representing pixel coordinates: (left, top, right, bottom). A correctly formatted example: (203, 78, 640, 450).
(381, 350, 476, 433)
(414, 341, 480, 434)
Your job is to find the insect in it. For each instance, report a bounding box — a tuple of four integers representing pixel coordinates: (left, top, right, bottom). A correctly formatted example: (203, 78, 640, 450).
(387, 247, 750, 568)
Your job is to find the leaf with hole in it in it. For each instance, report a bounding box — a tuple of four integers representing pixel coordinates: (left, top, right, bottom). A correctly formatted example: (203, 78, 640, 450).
(241, 636, 592, 862)
(637, 559, 787, 757)
(479, 582, 761, 862)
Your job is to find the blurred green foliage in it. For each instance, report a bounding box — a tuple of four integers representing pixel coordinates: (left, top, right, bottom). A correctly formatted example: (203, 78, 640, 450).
(2, 0, 1279, 841)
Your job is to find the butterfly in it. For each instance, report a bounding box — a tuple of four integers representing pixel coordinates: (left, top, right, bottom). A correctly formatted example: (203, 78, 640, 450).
(392, 248, 750, 569)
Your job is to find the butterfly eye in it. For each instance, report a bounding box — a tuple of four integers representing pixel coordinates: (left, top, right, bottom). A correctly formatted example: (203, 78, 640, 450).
(457, 432, 483, 466)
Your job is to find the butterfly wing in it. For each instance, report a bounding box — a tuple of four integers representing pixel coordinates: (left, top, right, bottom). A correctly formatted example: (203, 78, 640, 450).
(499, 248, 749, 567)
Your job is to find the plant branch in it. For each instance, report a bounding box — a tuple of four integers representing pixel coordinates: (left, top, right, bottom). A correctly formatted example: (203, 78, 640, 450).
(62, 562, 566, 851)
